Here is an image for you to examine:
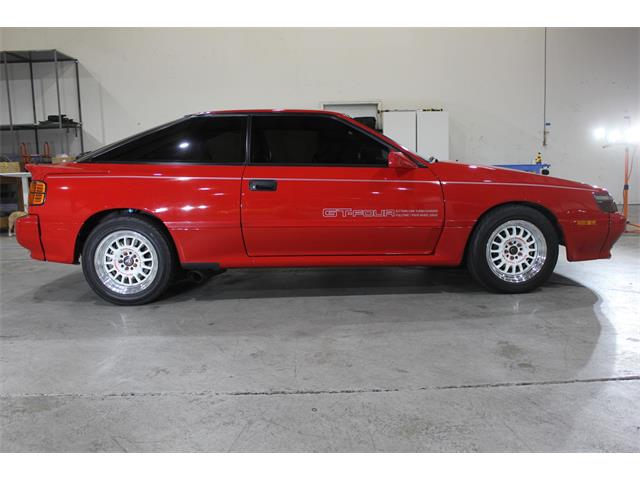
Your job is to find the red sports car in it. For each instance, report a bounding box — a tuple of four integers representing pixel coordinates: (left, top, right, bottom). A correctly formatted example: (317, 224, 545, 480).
(16, 110, 626, 305)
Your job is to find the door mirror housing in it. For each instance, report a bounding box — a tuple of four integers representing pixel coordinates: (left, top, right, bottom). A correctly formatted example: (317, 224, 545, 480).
(388, 151, 417, 169)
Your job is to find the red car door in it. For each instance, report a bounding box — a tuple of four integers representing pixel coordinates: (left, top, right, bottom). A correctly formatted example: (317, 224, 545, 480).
(241, 114, 444, 256)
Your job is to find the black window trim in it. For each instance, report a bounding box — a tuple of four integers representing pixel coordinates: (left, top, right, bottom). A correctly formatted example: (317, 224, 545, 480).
(247, 112, 399, 168)
(81, 113, 249, 166)
(79, 111, 419, 168)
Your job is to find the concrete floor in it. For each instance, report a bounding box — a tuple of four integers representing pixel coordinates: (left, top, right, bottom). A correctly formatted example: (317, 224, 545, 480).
(1, 229, 639, 451)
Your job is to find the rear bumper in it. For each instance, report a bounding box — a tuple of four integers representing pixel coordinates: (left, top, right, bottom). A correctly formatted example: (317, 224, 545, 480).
(15, 214, 45, 261)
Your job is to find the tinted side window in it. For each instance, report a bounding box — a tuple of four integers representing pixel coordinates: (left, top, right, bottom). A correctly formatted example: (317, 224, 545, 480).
(251, 116, 389, 166)
(93, 116, 246, 163)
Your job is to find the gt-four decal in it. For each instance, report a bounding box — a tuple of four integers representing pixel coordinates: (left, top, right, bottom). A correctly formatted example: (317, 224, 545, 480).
(322, 208, 439, 218)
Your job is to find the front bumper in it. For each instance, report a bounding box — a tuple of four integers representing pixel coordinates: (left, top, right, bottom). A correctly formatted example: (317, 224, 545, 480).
(15, 214, 45, 261)
(562, 211, 627, 261)
(599, 212, 626, 259)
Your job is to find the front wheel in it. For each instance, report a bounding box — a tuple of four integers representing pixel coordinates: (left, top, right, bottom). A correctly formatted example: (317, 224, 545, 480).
(82, 215, 175, 305)
(467, 205, 559, 293)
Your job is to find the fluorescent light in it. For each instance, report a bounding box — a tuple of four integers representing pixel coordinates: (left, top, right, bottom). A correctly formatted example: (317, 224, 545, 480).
(593, 127, 606, 140)
(178, 141, 190, 149)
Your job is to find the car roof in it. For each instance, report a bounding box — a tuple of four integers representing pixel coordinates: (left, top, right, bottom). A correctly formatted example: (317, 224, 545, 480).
(194, 109, 349, 117)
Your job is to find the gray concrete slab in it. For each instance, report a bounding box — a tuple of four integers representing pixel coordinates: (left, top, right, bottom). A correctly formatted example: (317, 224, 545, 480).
(1, 226, 639, 451)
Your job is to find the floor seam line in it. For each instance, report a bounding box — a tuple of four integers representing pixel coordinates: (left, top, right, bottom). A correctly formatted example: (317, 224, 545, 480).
(2, 375, 639, 399)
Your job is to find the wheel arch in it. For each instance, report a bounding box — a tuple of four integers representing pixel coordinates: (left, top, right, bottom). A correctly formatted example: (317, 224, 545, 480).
(74, 208, 180, 263)
(463, 201, 565, 262)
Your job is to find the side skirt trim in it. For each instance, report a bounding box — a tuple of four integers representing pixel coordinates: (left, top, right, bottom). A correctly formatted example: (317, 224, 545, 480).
(181, 262, 222, 271)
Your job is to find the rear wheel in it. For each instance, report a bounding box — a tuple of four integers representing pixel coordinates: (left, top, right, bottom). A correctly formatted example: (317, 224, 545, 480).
(82, 215, 175, 305)
(467, 205, 559, 293)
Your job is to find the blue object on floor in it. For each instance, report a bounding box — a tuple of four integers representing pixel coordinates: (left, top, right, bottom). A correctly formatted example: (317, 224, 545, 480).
(494, 163, 551, 175)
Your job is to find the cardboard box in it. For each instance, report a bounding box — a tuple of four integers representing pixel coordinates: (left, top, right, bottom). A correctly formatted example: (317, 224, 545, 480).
(0, 162, 21, 173)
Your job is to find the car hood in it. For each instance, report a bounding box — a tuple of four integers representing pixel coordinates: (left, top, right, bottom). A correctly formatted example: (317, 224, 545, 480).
(427, 161, 609, 194)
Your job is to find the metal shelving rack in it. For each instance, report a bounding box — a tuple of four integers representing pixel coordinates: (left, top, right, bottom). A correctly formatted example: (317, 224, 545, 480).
(1, 49, 84, 155)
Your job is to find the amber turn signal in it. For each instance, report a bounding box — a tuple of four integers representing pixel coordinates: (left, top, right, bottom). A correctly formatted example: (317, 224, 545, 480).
(28, 181, 47, 206)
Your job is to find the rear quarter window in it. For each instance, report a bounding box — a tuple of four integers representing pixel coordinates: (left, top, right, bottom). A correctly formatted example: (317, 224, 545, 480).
(91, 116, 246, 164)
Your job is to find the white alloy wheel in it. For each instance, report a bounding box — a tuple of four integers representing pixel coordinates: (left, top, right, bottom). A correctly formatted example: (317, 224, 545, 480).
(94, 230, 159, 295)
(485, 220, 547, 284)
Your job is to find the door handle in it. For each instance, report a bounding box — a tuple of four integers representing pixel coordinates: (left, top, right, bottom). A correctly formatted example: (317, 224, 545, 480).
(249, 179, 278, 191)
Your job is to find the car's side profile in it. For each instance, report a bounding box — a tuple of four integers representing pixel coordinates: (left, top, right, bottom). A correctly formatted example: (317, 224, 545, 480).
(16, 110, 626, 305)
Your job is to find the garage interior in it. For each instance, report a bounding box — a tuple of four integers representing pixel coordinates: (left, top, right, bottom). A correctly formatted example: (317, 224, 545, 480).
(1, 27, 639, 452)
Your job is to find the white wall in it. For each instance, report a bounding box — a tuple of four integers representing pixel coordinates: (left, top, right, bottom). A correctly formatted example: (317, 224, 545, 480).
(1, 27, 638, 202)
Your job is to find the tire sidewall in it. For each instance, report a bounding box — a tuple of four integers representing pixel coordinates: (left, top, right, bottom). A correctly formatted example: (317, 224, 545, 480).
(469, 206, 559, 293)
(82, 216, 174, 305)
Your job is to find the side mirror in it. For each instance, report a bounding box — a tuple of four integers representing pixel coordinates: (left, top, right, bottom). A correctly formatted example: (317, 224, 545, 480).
(388, 151, 417, 169)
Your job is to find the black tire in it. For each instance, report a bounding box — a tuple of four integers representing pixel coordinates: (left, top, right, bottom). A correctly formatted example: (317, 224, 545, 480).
(467, 205, 559, 293)
(81, 215, 175, 305)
